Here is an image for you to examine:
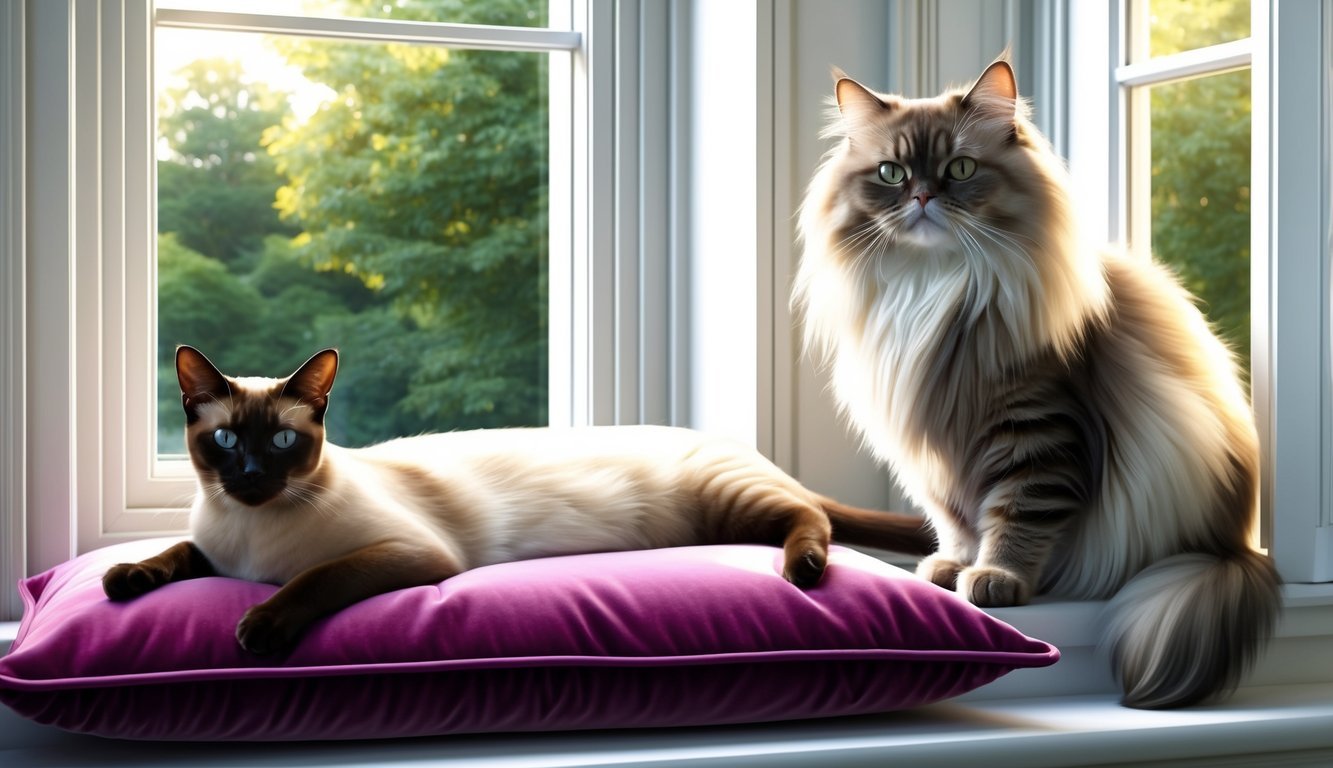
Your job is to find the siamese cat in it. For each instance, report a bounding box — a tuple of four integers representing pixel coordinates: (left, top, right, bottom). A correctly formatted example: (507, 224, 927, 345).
(104, 345, 935, 654)
(791, 59, 1280, 708)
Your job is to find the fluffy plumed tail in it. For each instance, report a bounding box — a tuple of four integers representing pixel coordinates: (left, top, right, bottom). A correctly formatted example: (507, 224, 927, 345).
(817, 496, 938, 557)
(1103, 549, 1281, 709)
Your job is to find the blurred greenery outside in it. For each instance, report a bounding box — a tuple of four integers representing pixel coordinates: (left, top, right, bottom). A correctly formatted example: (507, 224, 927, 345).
(156, 0, 550, 454)
(1144, 0, 1252, 376)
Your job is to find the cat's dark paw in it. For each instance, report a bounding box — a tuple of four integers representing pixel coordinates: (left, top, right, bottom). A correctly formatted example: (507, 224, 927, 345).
(958, 565, 1031, 607)
(916, 554, 965, 591)
(783, 549, 827, 589)
(235, 604, 301, 655)
(103, 562, 170, 601)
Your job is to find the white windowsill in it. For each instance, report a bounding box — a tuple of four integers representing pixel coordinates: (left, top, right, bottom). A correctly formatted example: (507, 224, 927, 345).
(5, 588, 1333, 767)
(1, 671, 1329, 767)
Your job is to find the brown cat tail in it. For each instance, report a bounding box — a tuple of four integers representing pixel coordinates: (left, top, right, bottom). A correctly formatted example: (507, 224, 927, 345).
(817, 496, 938, 556)
(1102, 548, 1281, 709)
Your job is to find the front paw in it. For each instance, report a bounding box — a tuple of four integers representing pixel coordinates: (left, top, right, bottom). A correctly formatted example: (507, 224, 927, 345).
(235, 604, 302, 655)
(103, 562, 171, 601)
(957, 565, 1031, 607)
(916, 554, 965, 591)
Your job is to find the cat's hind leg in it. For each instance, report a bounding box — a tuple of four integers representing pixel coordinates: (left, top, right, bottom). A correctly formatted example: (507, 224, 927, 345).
(723, 487, 832, 587)
(694, 461, 832, 587)
(780, 502, 833, 588)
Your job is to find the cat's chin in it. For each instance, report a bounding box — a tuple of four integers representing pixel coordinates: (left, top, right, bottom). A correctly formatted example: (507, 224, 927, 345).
(224, 487, 284, 508)
(894, 222, 953, 250)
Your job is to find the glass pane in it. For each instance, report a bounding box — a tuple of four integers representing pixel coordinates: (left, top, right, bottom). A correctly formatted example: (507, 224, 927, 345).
(155, 20, 549, 456)
(1132, 0, 1250, 61)
(157, 0, 550, 28)
(1147, 69, 1251, 377)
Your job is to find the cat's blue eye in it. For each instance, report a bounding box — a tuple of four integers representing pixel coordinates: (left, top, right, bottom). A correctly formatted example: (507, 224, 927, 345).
(877, 162, 907, 185)
(272, 429, 297, 449)
(213, 429, 238, 449)
(947, 157, 977, 180)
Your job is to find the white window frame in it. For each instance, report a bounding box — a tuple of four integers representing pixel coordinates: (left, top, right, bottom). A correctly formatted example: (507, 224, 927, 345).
(1069, 0, 1333, 585)
(4, 0, 691, 599)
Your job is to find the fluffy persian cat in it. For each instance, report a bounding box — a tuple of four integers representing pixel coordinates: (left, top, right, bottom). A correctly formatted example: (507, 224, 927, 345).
(792, 59, 1280, 709)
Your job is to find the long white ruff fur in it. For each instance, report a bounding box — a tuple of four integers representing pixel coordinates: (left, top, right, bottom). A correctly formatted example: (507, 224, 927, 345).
(792, 61, 1279, 708)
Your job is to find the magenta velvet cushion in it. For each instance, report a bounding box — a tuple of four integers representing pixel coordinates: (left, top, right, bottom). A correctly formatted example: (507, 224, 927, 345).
(0, 538, 1057, 741)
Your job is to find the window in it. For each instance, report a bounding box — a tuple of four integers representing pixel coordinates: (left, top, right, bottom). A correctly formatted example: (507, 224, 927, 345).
(1088, 0, 1333, 583)
(153, 2, 553, 457)
(1120, 0, 1252, 371)
(94, 1, 574, 536)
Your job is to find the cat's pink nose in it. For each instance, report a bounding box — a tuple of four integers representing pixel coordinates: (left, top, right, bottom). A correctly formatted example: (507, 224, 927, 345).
(915, 193, 934, 209)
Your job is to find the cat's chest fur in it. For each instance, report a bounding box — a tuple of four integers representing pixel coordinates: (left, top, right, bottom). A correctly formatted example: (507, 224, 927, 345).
(189, 467, 437, 584)
(830, 261, 1101, 523)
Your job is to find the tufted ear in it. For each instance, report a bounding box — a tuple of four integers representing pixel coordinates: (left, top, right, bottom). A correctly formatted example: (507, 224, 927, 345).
(280, 349, 338, 423)
(176, 345, 231, 425)
(834, 70, 894, 129)
(962, 59, 1018, 119)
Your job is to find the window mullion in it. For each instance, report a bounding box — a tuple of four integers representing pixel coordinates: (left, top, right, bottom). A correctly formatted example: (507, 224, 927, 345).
(613, 0, 640, 425)
(568, 0, 615, 426)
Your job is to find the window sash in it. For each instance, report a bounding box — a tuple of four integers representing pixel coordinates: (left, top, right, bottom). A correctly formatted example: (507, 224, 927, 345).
(1117, 13, 1253, 264)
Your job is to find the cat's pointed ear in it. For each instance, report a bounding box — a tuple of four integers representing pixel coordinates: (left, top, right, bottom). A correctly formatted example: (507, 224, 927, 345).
(177, 346, 231, 425)
(962, 60, 1018, 118)
(834, 71, 892, 128)
(281, 349, 338, 423)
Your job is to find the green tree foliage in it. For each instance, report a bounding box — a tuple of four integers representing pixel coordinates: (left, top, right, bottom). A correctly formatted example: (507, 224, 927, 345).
(266, 0, 549, 433)
(1145, 0, 1252, 369)
(156, 233, 264, 453)
(156, 0, 548, 451)
(157, 60, 299, 265)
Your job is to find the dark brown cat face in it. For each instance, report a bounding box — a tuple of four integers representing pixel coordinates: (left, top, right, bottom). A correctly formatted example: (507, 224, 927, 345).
(176, 346, 338, 507)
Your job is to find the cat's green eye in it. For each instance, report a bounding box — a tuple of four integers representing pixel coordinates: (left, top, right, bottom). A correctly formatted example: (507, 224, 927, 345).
(947, 157, 977, 180)
(272, 429, 297, 450)
(877, 162, 907, 185)
(214, 428, 238, 449)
